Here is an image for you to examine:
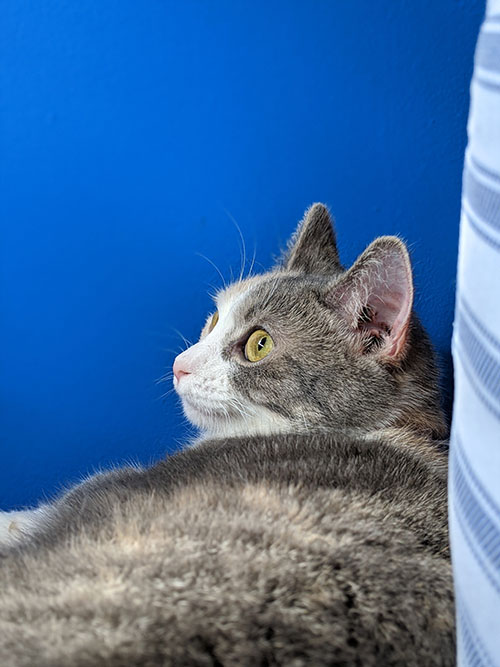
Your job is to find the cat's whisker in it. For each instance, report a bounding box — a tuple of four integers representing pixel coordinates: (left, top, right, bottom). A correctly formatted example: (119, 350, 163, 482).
(260, 273, 282, 310)
(158, 387, 177, 400)
(245, 244, 257, 280)
(206, 285, 220, 300)
(171, 327, 193, 351)
(251, 259, 267, 273)
(224, 208, 247, 284)
(155, 371, 174, 385)
(196, 252, 228, 290)
(145, 330, 173, 339)
(159, 347, 184, 356)
(227, 398, 253, 421)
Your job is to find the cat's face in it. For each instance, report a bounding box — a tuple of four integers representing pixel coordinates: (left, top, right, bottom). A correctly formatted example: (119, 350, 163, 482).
(173, 204, 444, 439)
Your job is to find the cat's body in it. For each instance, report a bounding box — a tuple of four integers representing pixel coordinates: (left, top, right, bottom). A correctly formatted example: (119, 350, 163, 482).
(0, 205, 455, 665)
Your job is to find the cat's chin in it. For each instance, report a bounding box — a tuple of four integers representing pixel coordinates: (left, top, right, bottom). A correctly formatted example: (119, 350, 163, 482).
(181, 397, 226, 431)
(182, 396, 294, 440)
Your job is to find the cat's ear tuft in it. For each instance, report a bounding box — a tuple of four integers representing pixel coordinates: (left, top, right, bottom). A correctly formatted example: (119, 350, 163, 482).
(282, 203, 342, 275)
(328, 236, 414, 362)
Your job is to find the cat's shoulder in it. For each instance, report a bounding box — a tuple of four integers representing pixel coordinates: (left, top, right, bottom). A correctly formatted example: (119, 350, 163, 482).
(152, 429, 448, 496)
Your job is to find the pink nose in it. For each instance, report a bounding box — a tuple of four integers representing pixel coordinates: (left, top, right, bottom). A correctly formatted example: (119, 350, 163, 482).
(173, 357, 191, 382)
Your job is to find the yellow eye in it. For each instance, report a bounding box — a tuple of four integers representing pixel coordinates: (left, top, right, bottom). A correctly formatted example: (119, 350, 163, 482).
(244, 329, 274, 362)
(208, 311, 219, 332)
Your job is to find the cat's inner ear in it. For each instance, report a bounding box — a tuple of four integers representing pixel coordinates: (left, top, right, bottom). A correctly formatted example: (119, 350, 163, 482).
(328, 237, 414, 361)
(282, 203, 342, 275)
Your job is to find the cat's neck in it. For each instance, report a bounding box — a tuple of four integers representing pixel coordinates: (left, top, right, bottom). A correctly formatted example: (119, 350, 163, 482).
(193, 411, 294, 443)
(192, 418, 448, 466)
(360, 425, 448, 466)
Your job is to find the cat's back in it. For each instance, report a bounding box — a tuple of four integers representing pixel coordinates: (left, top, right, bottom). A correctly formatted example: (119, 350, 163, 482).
(0, 432, 454, 667)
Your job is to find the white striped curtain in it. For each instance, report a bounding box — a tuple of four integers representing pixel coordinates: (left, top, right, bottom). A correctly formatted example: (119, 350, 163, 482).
(449, 0, 500, 664)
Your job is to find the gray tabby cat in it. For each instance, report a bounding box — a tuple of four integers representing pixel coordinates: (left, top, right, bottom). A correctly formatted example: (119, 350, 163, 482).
(0, 204, 454, 666)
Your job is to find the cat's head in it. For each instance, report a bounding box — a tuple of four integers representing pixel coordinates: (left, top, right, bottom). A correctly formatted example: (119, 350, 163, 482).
(173, 204, 446, 440)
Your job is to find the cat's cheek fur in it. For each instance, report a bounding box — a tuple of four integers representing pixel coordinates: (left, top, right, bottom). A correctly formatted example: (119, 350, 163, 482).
(175, 359, 235, 431)
(173, 333, 251, 436)
(177, 361, 291, 439)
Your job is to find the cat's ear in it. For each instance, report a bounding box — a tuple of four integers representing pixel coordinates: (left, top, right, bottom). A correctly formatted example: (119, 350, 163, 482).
(328, 236, 414, 362)
(282, 203, 342, 275)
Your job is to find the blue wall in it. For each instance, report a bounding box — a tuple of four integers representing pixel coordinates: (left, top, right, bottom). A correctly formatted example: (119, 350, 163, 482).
(1, 1, 484, 509)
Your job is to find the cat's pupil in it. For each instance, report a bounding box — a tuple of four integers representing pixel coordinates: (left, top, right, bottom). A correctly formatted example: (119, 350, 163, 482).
(257, 336, 267, 351)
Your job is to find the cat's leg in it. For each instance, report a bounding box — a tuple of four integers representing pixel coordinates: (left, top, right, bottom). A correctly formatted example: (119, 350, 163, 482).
(0, 506, 52, 548)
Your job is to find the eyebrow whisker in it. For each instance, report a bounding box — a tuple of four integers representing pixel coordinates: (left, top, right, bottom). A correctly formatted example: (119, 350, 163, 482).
(196, 252, 228, 289)
(224, 208, 247, 284)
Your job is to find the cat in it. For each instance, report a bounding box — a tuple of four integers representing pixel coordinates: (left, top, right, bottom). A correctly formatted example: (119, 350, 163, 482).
(0, 204, 454, 666)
